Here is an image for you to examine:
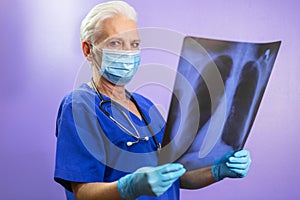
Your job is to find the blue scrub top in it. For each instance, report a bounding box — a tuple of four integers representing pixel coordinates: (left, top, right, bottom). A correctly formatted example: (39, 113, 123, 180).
(54, 83, 180, 200)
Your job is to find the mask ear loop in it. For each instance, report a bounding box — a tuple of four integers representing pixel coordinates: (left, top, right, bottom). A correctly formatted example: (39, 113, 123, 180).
(89, 44, 103, 71)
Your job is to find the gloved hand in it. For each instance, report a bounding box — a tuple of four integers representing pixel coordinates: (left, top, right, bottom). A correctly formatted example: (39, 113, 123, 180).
(212, 149, 251, 181)
(117, 163, 186, 199)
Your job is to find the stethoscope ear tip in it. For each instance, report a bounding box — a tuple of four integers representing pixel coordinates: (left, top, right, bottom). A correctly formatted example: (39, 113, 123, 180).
(126, 136, 149, 147)
(126, 141, 133, 146)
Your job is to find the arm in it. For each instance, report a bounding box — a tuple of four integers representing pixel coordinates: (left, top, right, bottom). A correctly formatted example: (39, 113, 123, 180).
(71, 182, 122, 200)
(180, 150, 251, 189)
(71, 163, 186, 200)
(180, 166, 216, 189)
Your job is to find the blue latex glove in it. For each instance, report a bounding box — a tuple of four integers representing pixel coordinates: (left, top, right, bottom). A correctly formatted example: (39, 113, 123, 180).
(212, 149, 251, 181)
(117, 163, 186, 199)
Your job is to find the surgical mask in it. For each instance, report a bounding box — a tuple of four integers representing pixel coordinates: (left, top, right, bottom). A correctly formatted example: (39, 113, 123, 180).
(93, 47, 141, 85)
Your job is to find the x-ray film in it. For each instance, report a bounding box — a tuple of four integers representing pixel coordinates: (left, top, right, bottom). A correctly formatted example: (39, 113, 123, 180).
(159, 36, 281, 170)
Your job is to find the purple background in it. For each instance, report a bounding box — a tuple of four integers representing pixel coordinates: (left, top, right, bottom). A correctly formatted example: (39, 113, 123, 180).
(0, 0, 299, 199)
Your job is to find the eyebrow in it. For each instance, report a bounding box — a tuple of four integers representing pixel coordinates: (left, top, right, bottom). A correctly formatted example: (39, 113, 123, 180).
(105, 37, 123, 42)
(104, 37, 141, 43)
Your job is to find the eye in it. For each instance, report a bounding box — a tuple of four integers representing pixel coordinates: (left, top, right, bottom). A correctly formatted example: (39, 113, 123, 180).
(108, 40, 122, 48)
(131, 42, 140, 48)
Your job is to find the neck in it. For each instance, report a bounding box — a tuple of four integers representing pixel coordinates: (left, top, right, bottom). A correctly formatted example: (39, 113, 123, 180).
(93, 76, 127, 102)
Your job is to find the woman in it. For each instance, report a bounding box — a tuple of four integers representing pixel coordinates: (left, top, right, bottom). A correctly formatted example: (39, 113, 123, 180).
(54, 1, 251, 200)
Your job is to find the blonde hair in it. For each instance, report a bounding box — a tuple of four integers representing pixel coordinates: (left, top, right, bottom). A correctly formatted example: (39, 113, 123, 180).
(80, 1, 137, 44)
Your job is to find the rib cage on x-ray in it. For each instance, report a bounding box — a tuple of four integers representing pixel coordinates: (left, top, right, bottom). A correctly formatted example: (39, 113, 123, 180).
(159, 37, 281, 170)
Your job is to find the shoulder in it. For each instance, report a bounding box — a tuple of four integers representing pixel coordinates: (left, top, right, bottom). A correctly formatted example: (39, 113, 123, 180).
(58, 84, 97, 114)
(56, 84, 97, 126)
(61, 84, 96, 107)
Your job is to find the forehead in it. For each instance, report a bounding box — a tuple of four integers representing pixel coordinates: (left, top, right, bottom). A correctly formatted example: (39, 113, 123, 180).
(100, 15, 139, 41)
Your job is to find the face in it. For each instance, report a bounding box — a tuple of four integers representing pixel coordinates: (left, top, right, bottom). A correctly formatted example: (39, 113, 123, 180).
(83, 15, 141, 84)
(95, 15, 140, 51)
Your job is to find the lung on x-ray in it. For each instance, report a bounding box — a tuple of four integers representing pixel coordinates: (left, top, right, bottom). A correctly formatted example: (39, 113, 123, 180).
(159, 36, 281, 170)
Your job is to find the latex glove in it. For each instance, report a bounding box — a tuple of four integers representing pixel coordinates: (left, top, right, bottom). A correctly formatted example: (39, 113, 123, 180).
(117, 163, 186, 199)
(212, 149, 251, 181)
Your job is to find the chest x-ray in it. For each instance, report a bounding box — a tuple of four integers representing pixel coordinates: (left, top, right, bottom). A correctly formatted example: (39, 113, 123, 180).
(159, 36, 281, 170)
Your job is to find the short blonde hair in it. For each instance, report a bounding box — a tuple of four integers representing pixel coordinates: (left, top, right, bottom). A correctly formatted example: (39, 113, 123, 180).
(80, 1, 137, 44)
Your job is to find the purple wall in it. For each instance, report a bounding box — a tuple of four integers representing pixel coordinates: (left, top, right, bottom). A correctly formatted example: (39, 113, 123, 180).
(0, 0, 299, 199)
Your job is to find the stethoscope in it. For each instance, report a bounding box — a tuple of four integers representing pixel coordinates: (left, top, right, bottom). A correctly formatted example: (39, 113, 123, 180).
(91, 79, 161, 151)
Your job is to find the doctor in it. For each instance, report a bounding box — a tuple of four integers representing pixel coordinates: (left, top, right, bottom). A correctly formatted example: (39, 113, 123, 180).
(54, 1, 251, 200)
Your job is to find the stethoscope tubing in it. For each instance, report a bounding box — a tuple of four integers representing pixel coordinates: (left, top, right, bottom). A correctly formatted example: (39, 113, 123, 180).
(91, 79, 161, 151)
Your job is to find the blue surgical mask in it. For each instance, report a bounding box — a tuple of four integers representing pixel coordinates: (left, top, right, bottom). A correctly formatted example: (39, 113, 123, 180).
(95, 48, 141, 85)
